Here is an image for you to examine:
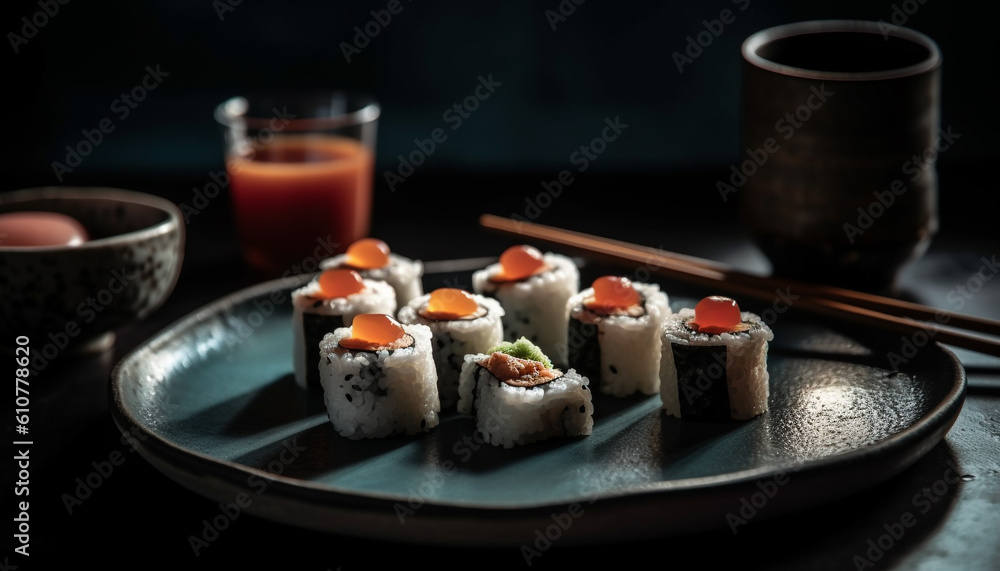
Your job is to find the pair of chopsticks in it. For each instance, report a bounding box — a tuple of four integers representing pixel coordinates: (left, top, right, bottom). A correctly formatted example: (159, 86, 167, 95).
(479, 214, 1000, 358)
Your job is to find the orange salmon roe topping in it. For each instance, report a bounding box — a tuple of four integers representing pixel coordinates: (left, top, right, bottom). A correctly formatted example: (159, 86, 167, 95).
(422, 288, 479, 320)
(346, 238, 390, 269)
(688, 296, 749, 334)
(493, 245, 547, 281)
(340, 314, 408, 351)
(586, 276, 640, 311)
(317, 269, 365, 299)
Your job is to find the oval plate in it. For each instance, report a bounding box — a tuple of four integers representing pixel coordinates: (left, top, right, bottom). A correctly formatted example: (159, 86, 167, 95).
(110, 273, 966, 546)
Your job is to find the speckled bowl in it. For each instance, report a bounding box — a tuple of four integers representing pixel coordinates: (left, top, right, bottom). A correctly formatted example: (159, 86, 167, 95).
(0, 187, 184, 355)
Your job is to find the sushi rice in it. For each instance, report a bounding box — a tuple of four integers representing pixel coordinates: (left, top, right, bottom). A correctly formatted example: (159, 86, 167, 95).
(291, 276, 396, 390)
(472, 252, 579, 367)
(566, 281, 670, 397)
(457, 351, 594, 448)
(321, 252, 423, 307)
(659, 308, 773, 420)
(397, 293, 505, 408)
(318, 321, 440, 439)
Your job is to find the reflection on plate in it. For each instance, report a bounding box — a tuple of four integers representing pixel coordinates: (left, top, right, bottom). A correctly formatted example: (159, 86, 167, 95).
(110, 271, 965, 546)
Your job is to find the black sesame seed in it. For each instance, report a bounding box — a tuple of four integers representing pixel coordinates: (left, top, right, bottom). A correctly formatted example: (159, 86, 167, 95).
(351, 384, 362, 391)
(345, 393, 353, 402)
(609, 365, 618, 374)
(345, 374, 354, 381)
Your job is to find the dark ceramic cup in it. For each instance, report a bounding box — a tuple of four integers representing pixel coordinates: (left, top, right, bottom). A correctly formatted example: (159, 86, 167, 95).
(738, 20, 942, 291)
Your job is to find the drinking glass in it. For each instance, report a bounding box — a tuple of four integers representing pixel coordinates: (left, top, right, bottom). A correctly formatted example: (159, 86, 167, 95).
(215, 91, 379, 275)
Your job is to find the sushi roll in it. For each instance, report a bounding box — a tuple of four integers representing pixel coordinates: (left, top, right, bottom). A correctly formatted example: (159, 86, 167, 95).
(472, 245, 579, 367)
(566, 276, 670, 397)
(320, 238, 423, 306)
(457, 337, 593, 448)
(396, 288, 505, 409)
(318, 314, 440, 439)
(292, 268, 396, 390)
(659, 296, 773, 421)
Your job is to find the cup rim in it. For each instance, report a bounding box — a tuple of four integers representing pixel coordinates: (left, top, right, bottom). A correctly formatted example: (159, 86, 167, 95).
(742, 20, 942, 81)
(214, 90, 381, 132)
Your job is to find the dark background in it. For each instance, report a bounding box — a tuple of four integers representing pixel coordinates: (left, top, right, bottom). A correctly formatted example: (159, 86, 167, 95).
(3, 0, 997, 183)
(5, 0, 999, 271)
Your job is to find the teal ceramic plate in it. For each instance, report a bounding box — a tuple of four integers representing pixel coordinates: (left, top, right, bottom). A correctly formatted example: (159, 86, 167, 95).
(110, 272, 966, 546)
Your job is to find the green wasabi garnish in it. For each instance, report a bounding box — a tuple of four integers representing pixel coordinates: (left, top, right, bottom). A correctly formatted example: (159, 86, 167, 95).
(487, 337, 552, 368)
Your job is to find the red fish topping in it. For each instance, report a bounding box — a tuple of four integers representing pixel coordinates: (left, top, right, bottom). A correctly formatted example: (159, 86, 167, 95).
(420, 288, 480, 320)
(491, 245, 547, 282)
(585, 276, 641, 312)
(345, 238, 390, 269)
(339, 314, 410, 351)
(317, 269, 365, 299)
(480, 352, 561, 387)
(688, 296, 750, 334)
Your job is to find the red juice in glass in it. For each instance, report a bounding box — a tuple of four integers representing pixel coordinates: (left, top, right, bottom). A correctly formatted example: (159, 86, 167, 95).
(227, 135, 374, 274)
(216, 92, 380, 275)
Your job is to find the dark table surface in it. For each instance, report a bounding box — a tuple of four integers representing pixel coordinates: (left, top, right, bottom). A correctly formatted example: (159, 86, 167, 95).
(3, 170, 998, 570)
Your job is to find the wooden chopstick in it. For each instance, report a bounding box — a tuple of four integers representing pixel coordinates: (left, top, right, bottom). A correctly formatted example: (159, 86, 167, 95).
(482, 215, 997, 335)
(479, 214, 1000, 358)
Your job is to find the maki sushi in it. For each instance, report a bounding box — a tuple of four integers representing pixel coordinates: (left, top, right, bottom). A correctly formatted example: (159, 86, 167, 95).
(292, 268, 396, 390)
(457, 337, 594, 448)
(472, 245, 579, 367)
(659, 296, 773, 421)
(396, 288, 505, 408)
(566, 276, 670, 397)
(321, 237, 423, 306)
(318, 314, 440, 439)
